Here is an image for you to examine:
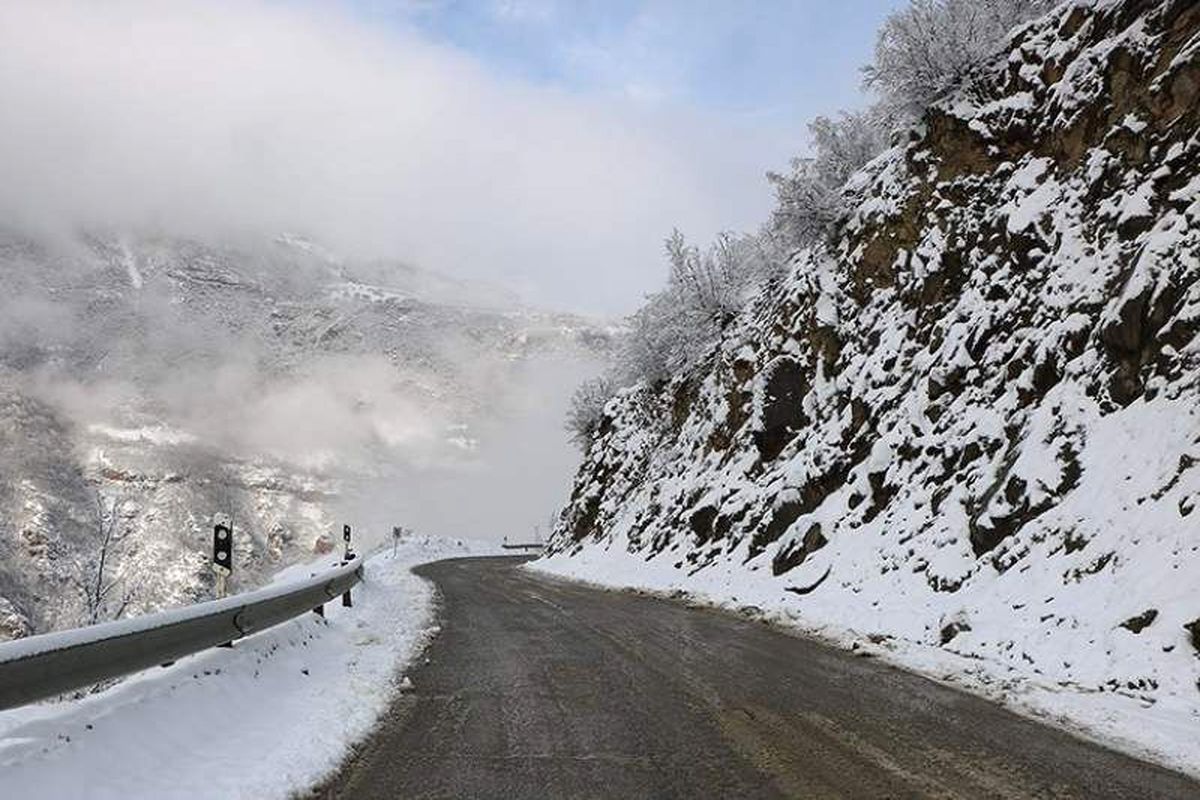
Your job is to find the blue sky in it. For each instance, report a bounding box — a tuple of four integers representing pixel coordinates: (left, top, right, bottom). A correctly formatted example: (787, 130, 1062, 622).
(346, 0, 903, 150)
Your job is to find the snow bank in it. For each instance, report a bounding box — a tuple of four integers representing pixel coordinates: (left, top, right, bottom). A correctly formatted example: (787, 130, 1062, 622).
(0, 537, 489, 799)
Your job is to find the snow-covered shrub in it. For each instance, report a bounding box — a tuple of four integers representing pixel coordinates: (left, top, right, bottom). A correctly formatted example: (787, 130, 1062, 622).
(863, 0, 1054, 123)
(665, 229, 780, 321)
(765, 0, 1050, 251)
(766, 111, 888, 250)
(617, 298, 674, 386)
(613, 288, 708, 388)
(565, 376, 616, 449)
(665, 229, 741, 322)
(613, 230, 775, 388)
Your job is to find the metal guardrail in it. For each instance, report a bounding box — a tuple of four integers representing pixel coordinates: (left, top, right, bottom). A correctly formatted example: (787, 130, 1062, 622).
(0, 556, 363, 712)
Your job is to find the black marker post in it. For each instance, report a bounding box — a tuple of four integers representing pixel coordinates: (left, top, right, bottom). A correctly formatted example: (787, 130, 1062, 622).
(213, 517, 235, 647)
(342, 524, 354, 608)
(212, 519, 233, 599)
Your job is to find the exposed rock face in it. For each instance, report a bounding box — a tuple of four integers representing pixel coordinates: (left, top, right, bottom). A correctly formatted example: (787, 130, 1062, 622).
(1121, 608, 1159, 633)
(552, 0, 1200, 707)
(1187, 619, 1200, 654)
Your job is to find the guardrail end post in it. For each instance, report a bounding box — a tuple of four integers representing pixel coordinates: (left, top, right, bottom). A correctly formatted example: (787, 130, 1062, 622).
(342, 589, 352, 608)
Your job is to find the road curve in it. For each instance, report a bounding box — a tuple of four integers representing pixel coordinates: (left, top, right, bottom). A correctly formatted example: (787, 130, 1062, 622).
(318, 556, 1199, 799)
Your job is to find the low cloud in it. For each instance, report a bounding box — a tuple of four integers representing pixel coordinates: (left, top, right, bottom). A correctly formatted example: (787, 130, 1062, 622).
(0, 0, 790, 313)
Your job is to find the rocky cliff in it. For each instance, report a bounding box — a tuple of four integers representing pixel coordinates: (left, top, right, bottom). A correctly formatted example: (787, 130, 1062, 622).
(546, 0, 1200, 760)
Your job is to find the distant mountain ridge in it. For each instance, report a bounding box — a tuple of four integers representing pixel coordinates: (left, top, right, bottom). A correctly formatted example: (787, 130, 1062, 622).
(0, 228, 610, 637)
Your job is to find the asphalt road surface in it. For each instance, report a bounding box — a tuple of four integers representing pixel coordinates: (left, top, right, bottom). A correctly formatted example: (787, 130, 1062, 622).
(320, 556, 1199, 799)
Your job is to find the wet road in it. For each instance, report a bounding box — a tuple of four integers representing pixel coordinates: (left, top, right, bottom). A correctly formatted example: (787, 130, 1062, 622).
(319, 556, 1199, 799)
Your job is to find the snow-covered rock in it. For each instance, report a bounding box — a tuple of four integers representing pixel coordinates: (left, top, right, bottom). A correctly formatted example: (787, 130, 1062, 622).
(540, 0, 1200, 774)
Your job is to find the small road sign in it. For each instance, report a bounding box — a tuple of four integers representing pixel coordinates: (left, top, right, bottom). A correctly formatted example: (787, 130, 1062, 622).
(213, 522, 233, 574)
(212, 520, 233, 603)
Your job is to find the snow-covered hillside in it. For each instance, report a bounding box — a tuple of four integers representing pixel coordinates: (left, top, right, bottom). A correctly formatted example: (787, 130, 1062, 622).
(539, 0, 1200, 773)
(0, 230, 610, 637)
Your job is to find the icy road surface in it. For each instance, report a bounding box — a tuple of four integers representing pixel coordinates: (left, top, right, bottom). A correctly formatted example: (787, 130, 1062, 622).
(318, 557, 1199, 799)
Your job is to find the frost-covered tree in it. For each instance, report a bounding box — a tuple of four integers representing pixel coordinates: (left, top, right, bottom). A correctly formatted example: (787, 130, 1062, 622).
(72, 493, 138, 626)
(565, 376, 616, 449)
(667, 229, 778, 323)
(863, 0, 1055, 122)
(618, 299, 673, 385)
(613, 230, 775, 386)
(766, 111, 888, 250)
(566, 0, 1056, 433)
(665, 229, 741, 321)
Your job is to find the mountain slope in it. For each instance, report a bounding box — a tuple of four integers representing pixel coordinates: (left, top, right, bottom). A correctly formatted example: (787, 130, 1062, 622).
(541, 0, 1200, 769)
(0, 230, 609, 636)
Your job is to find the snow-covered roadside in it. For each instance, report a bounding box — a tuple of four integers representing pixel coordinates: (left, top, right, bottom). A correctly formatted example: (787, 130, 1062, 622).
(0, 537, 489, 799)
(529, 544, 1200, 780)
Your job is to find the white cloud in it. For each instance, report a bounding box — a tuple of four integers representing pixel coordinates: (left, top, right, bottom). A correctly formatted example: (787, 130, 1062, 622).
(0, 0, 791, 313)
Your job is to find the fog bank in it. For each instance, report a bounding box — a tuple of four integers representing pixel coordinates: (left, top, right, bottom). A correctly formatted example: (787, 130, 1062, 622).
(0, 0, 787, 313)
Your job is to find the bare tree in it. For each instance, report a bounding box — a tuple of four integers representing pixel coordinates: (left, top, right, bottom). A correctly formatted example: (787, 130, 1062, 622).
(72, 492, 138, 626)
